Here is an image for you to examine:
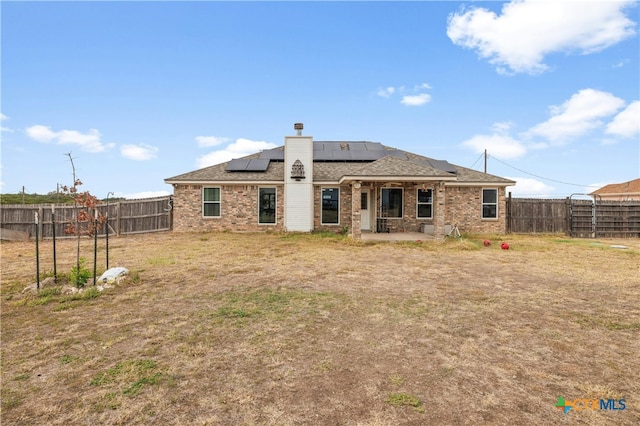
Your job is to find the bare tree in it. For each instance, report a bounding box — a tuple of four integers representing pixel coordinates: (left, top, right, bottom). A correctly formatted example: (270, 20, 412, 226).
(62, 152, 106, 286)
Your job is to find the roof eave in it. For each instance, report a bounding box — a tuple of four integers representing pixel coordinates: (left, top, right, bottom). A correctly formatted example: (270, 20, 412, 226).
(445, 181, 515, 187)
(165, 179, 284, 185)
(339, 175, 457, 184)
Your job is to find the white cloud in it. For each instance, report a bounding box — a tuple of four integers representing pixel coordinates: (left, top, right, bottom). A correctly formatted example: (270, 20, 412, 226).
(195, 135, 230, 147)
(26, 124, 56, 141)
(376, 87, 396, 98)
(25, 124, 114, 152)
(527, 89, 625, 143)
(196, 138, 278, 168)
(447, 0, 637, 74)
(401, 93, 432, 106)
(1, 113, 13, 132)
(505, 177, 555, 197)
(462, 132, 527, 159)
(377, 83, 432, 106)
(605, 100, 640, 138)
(120, 143, 159, 161)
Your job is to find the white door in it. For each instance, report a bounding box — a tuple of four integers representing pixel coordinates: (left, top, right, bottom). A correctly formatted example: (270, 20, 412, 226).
(361, 189, 370, 231)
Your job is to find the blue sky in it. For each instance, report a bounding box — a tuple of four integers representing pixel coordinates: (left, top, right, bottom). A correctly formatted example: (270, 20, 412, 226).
(2, 1, 639, 199)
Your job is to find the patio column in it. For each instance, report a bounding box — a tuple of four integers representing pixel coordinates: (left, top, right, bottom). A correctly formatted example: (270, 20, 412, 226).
(351, 182, 362, 239)
(435, 181, 446, 237)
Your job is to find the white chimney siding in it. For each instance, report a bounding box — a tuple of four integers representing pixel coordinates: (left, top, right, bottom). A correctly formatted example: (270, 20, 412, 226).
(284, 133, 314, 232)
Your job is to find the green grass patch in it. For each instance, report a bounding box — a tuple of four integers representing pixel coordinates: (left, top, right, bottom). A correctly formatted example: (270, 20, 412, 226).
(60, 354, 82, 365)
(605, 321, 640, 331)
(570, 312, 640, 331)
(91, 359, 163, 408)
(387, 392, 424, 412)
(13, 373, 30, 381)
(210, 287, 343, 328)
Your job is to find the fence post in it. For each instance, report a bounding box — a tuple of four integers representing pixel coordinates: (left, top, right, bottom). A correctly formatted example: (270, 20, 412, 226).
(506, 191, 512, 234)
(35, 212, 40, 290)
(565, 197, 571, 236)
(116, 202, 122, 236)
(52, 204, 57, 284)
(37, 206, 44, 241)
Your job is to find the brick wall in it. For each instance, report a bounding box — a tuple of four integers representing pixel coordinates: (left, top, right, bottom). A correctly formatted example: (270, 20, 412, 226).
(172, 182, 507, 235)
(445, 186, 507, 234)
(313, 185, 352, 232)
(172, 184, 284, 232)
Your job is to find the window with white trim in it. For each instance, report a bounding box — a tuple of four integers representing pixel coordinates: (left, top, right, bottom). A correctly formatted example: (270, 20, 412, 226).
(259, 187, 276, 224)
(482, 188, 498, 219)
(321, 188, 339, 224)
(417, 189, 433, 219)
(381, 188, 403, 218)
(203, 187, 221, 217)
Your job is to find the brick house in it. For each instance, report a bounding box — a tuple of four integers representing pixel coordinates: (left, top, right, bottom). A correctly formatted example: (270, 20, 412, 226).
(165, 124, 515, 239)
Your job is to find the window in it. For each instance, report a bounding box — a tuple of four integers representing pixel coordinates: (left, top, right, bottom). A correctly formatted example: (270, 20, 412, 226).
(203, 187, 221, 217)
(417, 189, 433, 219)
(321, 188, 339, 224)
(482, 189, 498, 219)
(259, 188, 276, 224)
(381, 188, 403, 218)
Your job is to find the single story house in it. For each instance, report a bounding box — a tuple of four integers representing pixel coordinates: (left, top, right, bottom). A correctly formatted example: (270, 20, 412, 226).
(590, 178, 640, 201)
(165, 123, 515, 239)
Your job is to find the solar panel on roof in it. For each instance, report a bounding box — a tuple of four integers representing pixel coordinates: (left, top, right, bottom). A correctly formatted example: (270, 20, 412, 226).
(331, 151, 353, 160)
(258, 149, 284, 160)
(349, 151, 378, 160)
(411, 159, 457, 174)
(314, 151, 334, 161)
(245, 158, 270, 171)
(226, 159, 250, 171)
(429, 159, 457, 173)
(364, 142, 384, 150)
(348, 143, 366, 150)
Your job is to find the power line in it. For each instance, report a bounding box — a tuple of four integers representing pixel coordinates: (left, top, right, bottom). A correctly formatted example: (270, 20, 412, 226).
(487, 154, 593, 188)
(469, 152, 484, 169)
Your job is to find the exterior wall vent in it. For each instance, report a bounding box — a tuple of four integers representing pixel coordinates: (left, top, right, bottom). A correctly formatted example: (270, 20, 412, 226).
(291, 159, 305, 180)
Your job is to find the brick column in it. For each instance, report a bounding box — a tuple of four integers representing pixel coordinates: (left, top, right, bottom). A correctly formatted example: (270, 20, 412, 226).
(434, 182, 446, 237)
(351, 183, 362, 239)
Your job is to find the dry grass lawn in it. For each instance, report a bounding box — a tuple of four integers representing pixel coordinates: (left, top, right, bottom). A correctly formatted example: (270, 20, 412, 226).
(1, 231, 639, 425)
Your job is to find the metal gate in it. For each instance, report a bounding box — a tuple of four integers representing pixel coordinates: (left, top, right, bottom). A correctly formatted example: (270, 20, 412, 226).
(569, 194, 595, 238)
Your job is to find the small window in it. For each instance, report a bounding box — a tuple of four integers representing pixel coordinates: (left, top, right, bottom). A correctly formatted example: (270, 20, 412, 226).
(417, 189, 433, 219)
(482, 189, 498, 219)
(259, 188, 276, 224)
(321, 188, 339, 224)
(203, 187, 221, 217)
(381, 188, 403, 218)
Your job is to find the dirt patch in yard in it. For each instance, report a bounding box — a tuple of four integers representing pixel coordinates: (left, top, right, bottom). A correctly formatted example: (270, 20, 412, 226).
(1, 232, 639, 425)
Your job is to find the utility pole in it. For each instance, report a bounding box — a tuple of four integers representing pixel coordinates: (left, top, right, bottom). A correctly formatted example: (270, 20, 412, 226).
(22, 186, 26, 204)
(484, 149, 487, 174)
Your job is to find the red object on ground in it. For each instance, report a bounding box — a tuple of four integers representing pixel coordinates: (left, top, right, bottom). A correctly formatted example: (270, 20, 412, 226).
(483, 240, 491, 247)
(501, 242, 510, 250)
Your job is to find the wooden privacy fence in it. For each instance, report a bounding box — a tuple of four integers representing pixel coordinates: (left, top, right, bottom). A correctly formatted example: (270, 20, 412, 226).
(1, 196, 173, 240)
(507, 197, 640, 237)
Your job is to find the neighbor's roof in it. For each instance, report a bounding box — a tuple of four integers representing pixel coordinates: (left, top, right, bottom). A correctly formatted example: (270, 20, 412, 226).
(165, 141, 515, 185)
(590, 178, 640, 196)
